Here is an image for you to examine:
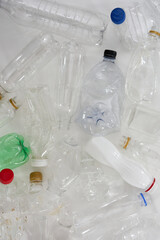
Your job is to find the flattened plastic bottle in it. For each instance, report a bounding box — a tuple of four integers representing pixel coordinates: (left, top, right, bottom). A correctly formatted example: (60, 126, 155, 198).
(0, 133, 31, 170)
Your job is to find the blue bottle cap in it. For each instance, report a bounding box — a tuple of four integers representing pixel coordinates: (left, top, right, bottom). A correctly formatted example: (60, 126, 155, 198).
(111, 8, 126, 25)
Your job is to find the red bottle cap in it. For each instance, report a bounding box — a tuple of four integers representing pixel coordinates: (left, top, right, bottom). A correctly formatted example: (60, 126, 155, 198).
(0, 169, 14, 184)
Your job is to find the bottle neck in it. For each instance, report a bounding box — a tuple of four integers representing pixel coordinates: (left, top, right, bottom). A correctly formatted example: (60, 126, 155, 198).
(103, 57, 115, 63)
(9, 98, 20, 110)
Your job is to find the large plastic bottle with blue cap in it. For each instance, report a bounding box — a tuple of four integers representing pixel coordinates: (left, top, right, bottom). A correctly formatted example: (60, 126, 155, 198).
(110, 2, 157, 49)
(78, 49, 124, 136)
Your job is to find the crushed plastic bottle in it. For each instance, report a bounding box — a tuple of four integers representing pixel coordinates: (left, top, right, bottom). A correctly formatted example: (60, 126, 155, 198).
(0, 0, 108, 45)
(0, 33, 59, 97)
(79, 49, 124, 136)
(0, 133, 31, 170)
(110, 1, 157, 49)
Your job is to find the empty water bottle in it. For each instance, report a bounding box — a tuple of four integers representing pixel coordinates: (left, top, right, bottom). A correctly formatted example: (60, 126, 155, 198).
(110, 1, 157, 49)
(0, 0, 108, 45)
(53, 41, 84, 131)
(79, 49, 124, 136)
(0, 33, 59, 97)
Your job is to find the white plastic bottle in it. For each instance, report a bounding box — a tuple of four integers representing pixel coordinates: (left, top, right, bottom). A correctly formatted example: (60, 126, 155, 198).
(79, 50, 124, 136)
(0, 33, 59, 97)
(0, 0, 108, 45)
(85, 137, 160, 212)
(110, 2, 157, 49)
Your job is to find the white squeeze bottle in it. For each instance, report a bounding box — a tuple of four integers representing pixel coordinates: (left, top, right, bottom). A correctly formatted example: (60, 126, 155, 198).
(79, 50, 124, 136)
(85, 136, 160, 212)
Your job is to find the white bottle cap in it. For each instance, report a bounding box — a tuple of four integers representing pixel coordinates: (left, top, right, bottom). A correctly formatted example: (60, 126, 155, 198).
(31, 158, 48, 167)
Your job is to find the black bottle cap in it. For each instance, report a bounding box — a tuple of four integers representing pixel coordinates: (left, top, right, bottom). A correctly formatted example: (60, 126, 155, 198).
(104, 50, 117, 60)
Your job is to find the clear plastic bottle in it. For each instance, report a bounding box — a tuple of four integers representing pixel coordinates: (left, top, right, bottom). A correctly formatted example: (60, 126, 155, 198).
(121, 31, 160, 145)
(126, 30, 160, 103)
(110, 2, 157, 49)
(0, 33, 59, 97)
(53, 41, 84, 131)
(79, 50, 124, 136)
(0, 0, 108, 45)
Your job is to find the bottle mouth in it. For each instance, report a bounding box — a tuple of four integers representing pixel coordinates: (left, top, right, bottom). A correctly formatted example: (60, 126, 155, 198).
(9, 98, 19, 110)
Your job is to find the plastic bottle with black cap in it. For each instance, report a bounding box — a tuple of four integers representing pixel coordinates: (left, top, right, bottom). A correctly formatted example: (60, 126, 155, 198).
(79, 49, 124, 136)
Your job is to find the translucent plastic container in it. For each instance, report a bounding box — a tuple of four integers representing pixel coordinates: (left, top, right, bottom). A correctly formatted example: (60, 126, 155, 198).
(122, 31, 160, 145)
(79, 49, 124, 136)
(53, 41, 84, 130)
(85, 136, 154, 189)
(0, 0, 108, 45)
(110, 1, 157, 49)
(86, 137, 160, 213)
(0, 33, 60, 96)
(126, 31, 160, 103)
(122, 103, 160, 144)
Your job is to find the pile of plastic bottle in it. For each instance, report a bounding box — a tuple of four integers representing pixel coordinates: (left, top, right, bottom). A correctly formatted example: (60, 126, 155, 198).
(1, 0, 160, 239)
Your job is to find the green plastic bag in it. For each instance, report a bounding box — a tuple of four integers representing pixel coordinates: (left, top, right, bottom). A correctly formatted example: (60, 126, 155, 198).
(0, 133, 31, 170)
